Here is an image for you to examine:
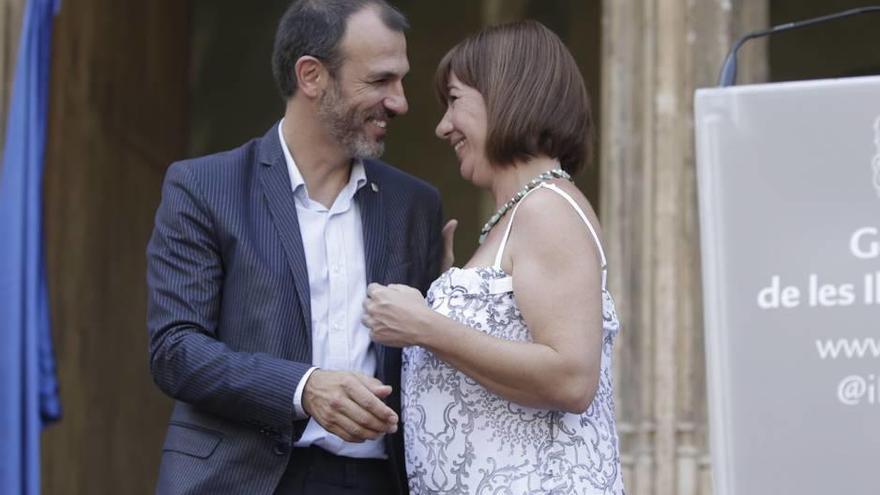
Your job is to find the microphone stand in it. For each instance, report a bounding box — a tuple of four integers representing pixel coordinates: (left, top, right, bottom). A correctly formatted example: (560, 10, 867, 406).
(718, 6, 880, 87)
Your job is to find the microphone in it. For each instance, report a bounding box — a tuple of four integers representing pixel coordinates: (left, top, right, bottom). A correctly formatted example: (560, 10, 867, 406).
(718, 6, 880, 87)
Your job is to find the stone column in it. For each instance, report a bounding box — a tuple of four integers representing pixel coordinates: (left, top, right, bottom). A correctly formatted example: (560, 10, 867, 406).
(600, 1, 768, 494)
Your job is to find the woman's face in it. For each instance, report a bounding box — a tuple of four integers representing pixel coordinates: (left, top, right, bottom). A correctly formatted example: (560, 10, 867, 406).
(435, 73, 491, 185)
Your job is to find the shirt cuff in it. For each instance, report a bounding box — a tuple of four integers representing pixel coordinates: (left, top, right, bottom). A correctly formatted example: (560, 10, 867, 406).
(293, 366, 319, 420)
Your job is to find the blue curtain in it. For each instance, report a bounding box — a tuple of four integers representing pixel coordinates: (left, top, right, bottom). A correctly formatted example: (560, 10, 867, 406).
(0, 0, 62, 494)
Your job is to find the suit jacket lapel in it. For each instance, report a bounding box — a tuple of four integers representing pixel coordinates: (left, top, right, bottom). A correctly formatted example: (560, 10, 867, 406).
(357, 160, 389, 375)
(257, 124, 312, 343)
(357, 161, 388, 285)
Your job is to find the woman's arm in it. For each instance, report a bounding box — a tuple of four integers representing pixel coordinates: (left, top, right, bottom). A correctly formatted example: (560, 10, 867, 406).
(365, 188, 605, 413)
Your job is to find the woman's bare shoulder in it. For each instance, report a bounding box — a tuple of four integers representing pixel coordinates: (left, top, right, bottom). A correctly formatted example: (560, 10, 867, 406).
(506, 181, 603, 266)
(513, 182, 602, 240)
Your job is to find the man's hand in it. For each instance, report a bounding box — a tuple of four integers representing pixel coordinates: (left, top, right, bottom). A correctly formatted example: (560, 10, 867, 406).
(441, 219, 458, 273)
(363, 283, 432, 347)
(301, 370, 398, 443)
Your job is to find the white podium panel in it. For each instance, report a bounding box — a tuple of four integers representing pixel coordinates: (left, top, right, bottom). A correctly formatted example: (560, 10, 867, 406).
(695, 76, 880, 495)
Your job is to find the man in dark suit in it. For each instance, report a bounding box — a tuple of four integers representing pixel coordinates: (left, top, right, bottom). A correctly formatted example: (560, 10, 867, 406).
(146, 1, 443, 493)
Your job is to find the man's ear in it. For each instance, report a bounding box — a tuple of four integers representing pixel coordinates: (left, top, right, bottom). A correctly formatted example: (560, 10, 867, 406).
(294, 56, 327, 98)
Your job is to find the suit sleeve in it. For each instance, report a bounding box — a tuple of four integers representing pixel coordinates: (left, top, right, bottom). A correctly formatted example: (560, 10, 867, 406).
(146, 162, 309, 437)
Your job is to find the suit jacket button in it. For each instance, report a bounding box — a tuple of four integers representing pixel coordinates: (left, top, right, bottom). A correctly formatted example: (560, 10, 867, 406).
(273, 442, 289, 456)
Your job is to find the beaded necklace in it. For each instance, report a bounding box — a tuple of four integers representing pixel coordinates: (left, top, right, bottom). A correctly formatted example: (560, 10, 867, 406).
(478, 168, 573, 244)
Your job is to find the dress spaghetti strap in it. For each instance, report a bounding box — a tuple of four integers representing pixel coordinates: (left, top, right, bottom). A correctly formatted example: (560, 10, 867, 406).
(491, 182, 608, 290)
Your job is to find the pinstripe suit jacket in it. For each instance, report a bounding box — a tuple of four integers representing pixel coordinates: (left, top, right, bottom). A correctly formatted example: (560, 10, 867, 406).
(147, 123, 442, 494)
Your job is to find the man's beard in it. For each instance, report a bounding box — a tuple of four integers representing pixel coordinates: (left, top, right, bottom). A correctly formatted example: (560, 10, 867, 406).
(317, 82, 387, 160)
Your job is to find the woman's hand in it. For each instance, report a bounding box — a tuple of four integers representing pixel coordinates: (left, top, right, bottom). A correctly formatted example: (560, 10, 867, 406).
(363, 283, 432, 347)
(441, 219, 458, 272)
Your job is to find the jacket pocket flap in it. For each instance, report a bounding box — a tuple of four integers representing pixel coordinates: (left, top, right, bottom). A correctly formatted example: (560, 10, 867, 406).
(162, 422, 222, 459)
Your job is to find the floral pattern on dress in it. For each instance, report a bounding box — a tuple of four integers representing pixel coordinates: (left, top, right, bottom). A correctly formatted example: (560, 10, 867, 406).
(403, 266, 625, 494)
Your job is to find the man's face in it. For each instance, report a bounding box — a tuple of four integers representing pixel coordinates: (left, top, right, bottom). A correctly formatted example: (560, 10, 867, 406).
(317, 7, 409, 159)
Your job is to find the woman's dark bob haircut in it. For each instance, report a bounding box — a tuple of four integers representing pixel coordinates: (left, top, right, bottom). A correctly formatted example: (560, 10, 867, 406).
(434, 20, 593, 174)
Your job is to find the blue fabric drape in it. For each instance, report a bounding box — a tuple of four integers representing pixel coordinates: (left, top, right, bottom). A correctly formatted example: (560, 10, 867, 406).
(0, 0, 62, 494)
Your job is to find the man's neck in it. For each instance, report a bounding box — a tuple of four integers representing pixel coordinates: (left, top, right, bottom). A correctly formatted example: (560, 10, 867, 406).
(282, 103, 353, 208)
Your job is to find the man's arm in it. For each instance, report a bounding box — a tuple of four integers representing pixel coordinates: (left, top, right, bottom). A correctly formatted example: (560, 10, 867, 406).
(147, 162, 306, 435)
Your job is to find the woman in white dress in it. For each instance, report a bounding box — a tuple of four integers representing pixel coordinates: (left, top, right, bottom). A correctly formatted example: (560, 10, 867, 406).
(363, 20, 624, 495)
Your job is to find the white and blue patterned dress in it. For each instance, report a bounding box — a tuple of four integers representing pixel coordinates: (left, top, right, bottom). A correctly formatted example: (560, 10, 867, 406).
(402, 183, 625, 494)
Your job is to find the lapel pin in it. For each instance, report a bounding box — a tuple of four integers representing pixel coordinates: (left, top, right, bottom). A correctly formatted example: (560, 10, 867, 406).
(371, 182, 379, 193)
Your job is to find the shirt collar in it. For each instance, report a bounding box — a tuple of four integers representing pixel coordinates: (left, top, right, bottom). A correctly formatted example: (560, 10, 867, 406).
(277, 119, 367, 202)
